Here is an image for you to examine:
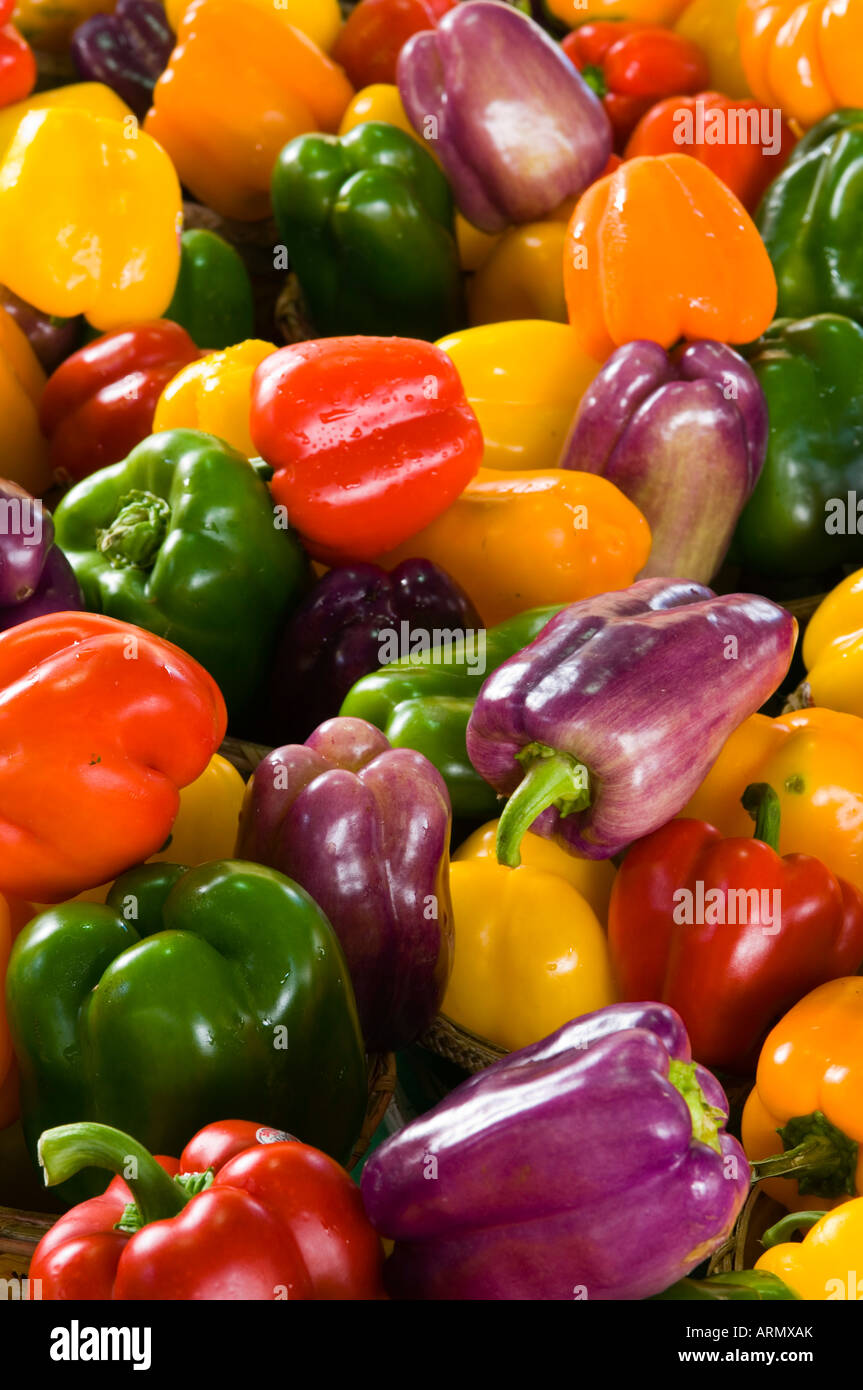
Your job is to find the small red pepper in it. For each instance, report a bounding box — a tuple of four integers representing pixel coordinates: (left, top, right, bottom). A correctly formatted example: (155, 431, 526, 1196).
(30, 1119, 386, 1300)
(608, 784, 863, 1076)
(39, 320, 200, 484)
(0, 21, 35, 107)
(333, 0, 456, 89)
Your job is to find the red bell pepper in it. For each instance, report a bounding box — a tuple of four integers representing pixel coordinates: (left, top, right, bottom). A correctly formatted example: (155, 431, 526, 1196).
(608, 784, 863, 1076)
(30, 1119, 386, 1300)
(39, 320, 200, 484)
(0, 20, 35, 107)
(562, 22, 709, 150)
(250, 336, 483, 564)
(333, 0, 456, 89)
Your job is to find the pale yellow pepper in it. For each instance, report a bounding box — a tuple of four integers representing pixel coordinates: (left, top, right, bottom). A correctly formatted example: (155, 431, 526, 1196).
(154, 340, 276, 458)
(675, 0, 752, 99)
(801, 569, 863, 718)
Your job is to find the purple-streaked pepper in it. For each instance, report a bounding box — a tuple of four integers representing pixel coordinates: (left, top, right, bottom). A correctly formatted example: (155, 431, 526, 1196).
(236, 716, 453, 1053)
(0, 287, 80, 375)
(71, 0, 175, 122)
(265, 558, 481, 743)
(466, 577, 796, 866)
(0, 481, 83, 632)
(361, 1002, 750, 1301)
(396, 0, 612, 234)
(559, 340, 768, 584)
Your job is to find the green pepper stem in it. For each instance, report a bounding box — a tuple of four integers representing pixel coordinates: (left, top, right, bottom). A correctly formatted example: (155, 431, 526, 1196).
(580, 64, 607, 100)
(38, 1122, 189, 1225)
(741, 782, 782, 853)
(495, 747, 591, 868)
(97, 490, 171, 571)
(760, 1211, 824, 1249)
(750, 1110, 858, 1199)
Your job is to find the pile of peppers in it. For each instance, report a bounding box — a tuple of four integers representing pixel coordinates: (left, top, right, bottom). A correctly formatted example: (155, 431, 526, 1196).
(0, 0, 862, 1313)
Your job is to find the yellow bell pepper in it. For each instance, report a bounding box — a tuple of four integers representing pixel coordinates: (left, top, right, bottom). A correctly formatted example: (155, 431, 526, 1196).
(756, 1198, 863, 1299)
(338, 82, 415, 140)
(674, 0, 752, 99)
(0, 82, 133, 165)
(455, 820, 616, 925)
(13, 0, 114, 52)
(0, 109, 181, 330)
(456, 215, 500, 273)
(164, 0, 342, 50)
(467, 221, 568, 326)
(154, 339, 276, 458)
(801, 569, 863, 719)
(0, 304, 50, 495)
(545, 0, 692, 26)
(443, 855, 616, 1053)
(438, 320, 601, 471)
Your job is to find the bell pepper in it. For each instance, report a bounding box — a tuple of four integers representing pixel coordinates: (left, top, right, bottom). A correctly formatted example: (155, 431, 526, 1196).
(738, 0, 863, 128)
(758, 111, 863, 323)
(340, 603, 562, 819)
(0, 611, 226, 903)
(756, 1198, 863, 1298)
(338, 80, 417, 141)
(12, 0, 119, 51)
(562, 22, 709, 150)
(467, 577, 797, 865)
(674, 0, 752, 99)
(0, 302, 51, 495)
(0, 285, 81, 374)
(742, 978, 863, 1212)
(361, 1001, 749, 1300)
(802, 569, 863, 717)
(7, 859, 367, 1199)
(70, 0, 174, 121)
(39, 321, 201, 485)
(732, 315, 863, 578)
(564, 153, 777, 359)
(153, 339, 275, 460)
(163, 228, 254, 352)
(0, 81, 133, 164)
(397, 1, 612, 233)
(30, 1119, 385, 1300)
(164, 0, 343, 50)
(265, 558, 480, 743)
(379, 465, 651, 626)
(438, 321, 601, 472)
(546, 0, 693, 25)
(626, 93, 796, 212)
(0, 889, 13, 1129)
(455, 818, 616, 922)
(250, 337, 483, 566)
(0, 17, 33, 109)
(466, 222, 568, 326)
(609, 783, 863, 1075)
(333, 0, 455, 89)
(144, 0, 354, 222)
(0, 480, 82, 632)
(271, 121, 464, 341)
(0, 108, 181, 331)
(682, 708, 863, 896)
(237, 717, 453, 1053)
(657, 1271, 799, 1300)
(53, 428, 308, 717)
(560, 338, 768, 583)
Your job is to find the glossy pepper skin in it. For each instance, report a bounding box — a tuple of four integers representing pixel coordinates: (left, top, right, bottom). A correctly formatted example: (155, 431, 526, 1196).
(0, 19, 35, 109)
(802, 569, 863, 717)
(265, 558, 480, 743)
(7, 860, 367, 1199)
(0, 81, 133, 165)
(237, 718, 453, 1053)
(467, 577, 797, 865)
(39, 321, 200, 485)
(333, 0, 455, 89)
(0, 612, 226, 903)
(0, 481, 82, 631)
(674, 0, 752, 99)
(362, 1002, 749, 1300)
(163, 229, 254, 352)
(456, 818, 616, 923)
(272, 121, 464, 341)
(738, 0, 863, 128)
(756, 1198, 863, 1298)
(250, 338, 483, 565)
(733, 315, 863, 578)
(341, 604, 561, 819)
(560, 338, 767, 583)
(153, 339, 275, 460)
(564, 153, 777, 359)
(144, 0, 354, 222)
(0, 303, 51, 495)
(31, 1118, 385, 1300)
(70, 0, 174, 121)
(162, 0, 343, 49)
(609, 784, 863, 1075)
(397, 1, 612, 234)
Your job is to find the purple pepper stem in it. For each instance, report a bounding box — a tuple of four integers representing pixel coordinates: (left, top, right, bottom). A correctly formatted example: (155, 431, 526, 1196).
(496, 744, 591, 867)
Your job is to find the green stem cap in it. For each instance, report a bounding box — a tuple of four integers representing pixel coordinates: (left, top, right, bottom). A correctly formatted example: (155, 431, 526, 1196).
(741, 782, 782, 853)
(38, 1122, 195, 1227)
(495, 744, 591, 868)
(98, 490, 171, 571)
(750, 1110, 858, 1198)
(668, 1058, 726, 1155)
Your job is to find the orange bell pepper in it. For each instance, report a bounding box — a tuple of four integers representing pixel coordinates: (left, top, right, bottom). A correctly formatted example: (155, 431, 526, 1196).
(0, 302, 50, 494)
(682, 708, 863, 895)
(145, 0, 354, 221)
(377, 465, 651, 626)
(153, 339, 276, 459)
(738, 0, 863, 129)
(563, 153, 777, 359)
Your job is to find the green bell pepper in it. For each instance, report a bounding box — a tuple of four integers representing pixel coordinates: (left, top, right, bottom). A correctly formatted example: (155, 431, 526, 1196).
(733, 315, 863, 578)
(758, 109, 863, 322)
(653, 1271, 800, 1301)
(6, 861, 367, 1202)
(340, 605, 562, 819)
(271, 120, 465, 340)
(165, 228, 255, 351)
(53, 428, 308, 717)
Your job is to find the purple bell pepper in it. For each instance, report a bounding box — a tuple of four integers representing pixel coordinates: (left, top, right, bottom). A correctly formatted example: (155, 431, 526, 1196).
(361, 1002, 750, 1300)
(71, 0, 175, 122)
(396, 0, 612, 233)
(0, 287, 80, 375)
(0, 481, 83, 632)
(559, 340, 768, 584)
(237, 716, 453, 1053)
(466, 577, 796, 865)
(266, 558, 481, 743)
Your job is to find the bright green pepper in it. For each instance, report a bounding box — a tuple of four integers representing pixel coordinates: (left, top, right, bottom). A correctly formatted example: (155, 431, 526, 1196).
(340, 605, 561, 818)
(53, 428, 308, 717)
(6, 860, 367, 1202)
(271, 121, 465, 340)
(164, 228, 255, 351)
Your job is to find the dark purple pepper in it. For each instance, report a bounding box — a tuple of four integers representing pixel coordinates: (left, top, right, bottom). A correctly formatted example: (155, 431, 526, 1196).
(0, 287, 81, 374)
(0, 481, 83, 632)
(71, 0, 175, 122)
